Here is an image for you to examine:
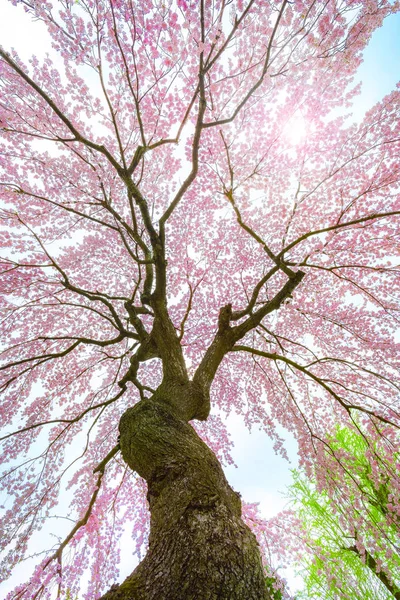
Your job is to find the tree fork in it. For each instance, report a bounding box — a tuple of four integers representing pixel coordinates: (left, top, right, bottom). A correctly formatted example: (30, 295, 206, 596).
(100, 396, 272, 600)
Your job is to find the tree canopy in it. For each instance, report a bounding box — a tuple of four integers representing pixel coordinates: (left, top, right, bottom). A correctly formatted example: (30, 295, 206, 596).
(0, 0, 400, 598)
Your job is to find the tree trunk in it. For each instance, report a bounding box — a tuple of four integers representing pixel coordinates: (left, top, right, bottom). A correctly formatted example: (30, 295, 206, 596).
(100, 394, 272, 600)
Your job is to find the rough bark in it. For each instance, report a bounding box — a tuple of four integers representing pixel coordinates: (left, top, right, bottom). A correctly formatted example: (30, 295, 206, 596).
(99, 263, 303, 599)
(100, 391, 272, 600)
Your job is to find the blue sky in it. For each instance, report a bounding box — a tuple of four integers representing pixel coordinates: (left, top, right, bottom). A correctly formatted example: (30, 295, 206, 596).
(355, 11, 400, 111)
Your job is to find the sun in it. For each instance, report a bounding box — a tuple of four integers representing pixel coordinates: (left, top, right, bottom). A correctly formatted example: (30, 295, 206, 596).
(285, 113, 307, 145)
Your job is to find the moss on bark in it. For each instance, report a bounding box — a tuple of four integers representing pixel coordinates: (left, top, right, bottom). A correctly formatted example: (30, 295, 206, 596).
(100, 395, 272, 600)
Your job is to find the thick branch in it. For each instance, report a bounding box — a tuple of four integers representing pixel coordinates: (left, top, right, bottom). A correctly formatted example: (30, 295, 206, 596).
(193, 270, 304, 394)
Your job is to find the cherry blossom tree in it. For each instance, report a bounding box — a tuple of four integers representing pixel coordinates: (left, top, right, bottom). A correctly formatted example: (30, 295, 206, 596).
(1, 0, 400, 598)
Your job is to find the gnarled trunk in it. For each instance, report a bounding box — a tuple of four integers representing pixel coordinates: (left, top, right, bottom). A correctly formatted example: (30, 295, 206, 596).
(100, 395, 272, 600)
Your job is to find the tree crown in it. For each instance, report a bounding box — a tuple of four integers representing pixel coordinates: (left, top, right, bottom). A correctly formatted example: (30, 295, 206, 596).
(1, 0, 400, 597)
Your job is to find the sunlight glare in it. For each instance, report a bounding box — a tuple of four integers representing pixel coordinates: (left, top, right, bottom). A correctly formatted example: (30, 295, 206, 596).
(285, 114, 307, 145)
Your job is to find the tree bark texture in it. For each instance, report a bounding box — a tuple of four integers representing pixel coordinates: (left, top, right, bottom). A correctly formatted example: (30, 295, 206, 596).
(100, 393, 272, 600)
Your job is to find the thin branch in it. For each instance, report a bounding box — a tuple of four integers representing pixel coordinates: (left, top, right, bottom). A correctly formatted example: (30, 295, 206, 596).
(202, 0, 289, 128)
(0, 48, 123, 175)
(232, 345, 400, 428)
(280, 211, 400, 259)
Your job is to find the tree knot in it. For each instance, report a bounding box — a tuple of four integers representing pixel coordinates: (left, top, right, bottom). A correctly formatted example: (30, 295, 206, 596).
(218, 303, 232, 333)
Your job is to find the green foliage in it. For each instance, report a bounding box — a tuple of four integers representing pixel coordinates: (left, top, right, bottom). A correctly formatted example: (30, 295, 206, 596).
(265, 575, 283, 600)
(288, 427, 400, 599)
